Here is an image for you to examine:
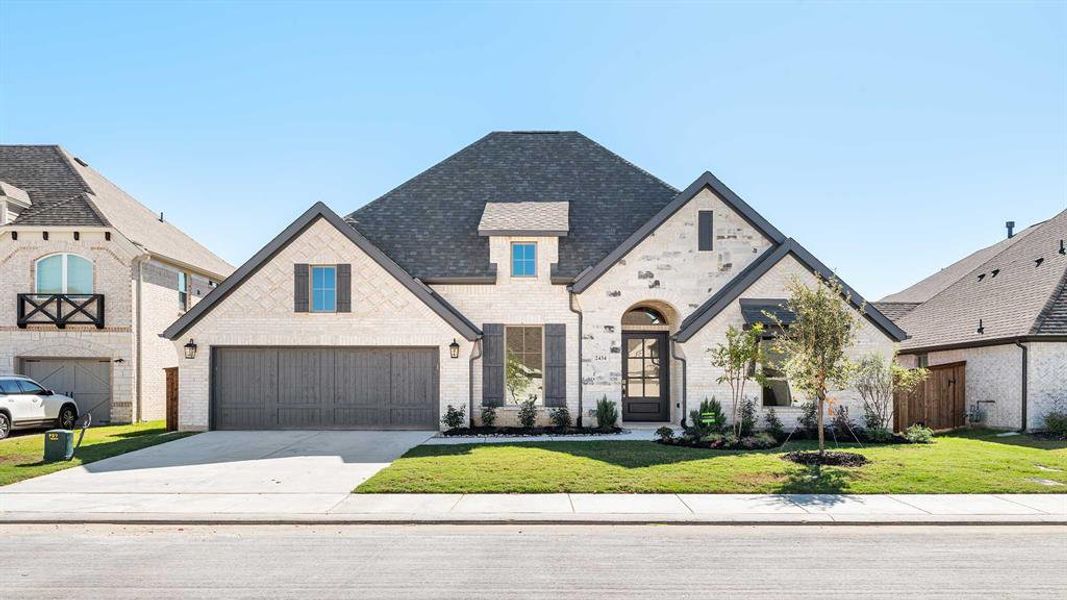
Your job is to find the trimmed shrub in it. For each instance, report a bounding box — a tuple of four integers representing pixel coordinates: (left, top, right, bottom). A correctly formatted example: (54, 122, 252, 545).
(654, 426, 675, 443)
(517, 399, 538, 429)
(687, 397, 727, 436)
(1044, 411, 1067, 437)
(865, 426, 894, 443)
(548, 406, 572, 429)
(738, 398, 757, 437)
(480, 405, 497, 428)
(798, 401, 819, 436)
(594, 396, 619, 430)
(763, 407, 784, 440)
(740, 433, 778, 450)
(441, 405, 466, 430)
(904, 424, 934, 444)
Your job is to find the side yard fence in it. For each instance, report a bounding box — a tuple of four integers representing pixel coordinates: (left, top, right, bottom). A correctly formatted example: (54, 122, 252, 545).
(893, 361, 966, 431)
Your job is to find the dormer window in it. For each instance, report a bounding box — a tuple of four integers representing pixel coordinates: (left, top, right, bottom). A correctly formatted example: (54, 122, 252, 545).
(511, 243, 537, 277)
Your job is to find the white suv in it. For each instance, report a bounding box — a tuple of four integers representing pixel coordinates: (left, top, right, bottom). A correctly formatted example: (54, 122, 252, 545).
(0, 376, 79, 439)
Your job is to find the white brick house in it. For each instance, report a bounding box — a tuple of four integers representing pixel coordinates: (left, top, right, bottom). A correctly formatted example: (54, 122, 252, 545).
(164, 132, 905, 432)
(0, 146, 233, 424)
(878, 210, 1067, 431)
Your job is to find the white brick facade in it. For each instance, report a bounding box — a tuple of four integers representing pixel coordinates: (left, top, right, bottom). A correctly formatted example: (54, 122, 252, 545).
(173, 218, 473, 431)
(0, 227, 222, 423)
(172, 195, 900, 432)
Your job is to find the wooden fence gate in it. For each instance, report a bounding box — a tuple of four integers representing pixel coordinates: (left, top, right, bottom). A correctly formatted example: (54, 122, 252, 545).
(893, 361, 966, 431)
(165, 367, 179, 431)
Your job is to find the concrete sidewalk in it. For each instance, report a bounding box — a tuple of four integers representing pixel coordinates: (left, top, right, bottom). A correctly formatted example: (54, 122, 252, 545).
(1, 492, 1063, 524)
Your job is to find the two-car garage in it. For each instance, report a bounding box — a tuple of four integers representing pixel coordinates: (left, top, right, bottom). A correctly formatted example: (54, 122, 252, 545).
(211, 347, 440, 430)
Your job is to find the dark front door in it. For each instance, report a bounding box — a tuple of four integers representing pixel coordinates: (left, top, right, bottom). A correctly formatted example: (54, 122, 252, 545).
(621, 332, 669, 422)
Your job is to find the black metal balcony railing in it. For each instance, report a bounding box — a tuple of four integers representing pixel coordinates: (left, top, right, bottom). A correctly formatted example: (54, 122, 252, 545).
(17, 294, 105, 329)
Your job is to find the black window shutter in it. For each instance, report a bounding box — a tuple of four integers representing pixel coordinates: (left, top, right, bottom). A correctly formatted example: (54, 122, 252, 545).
(482, 324, 505, 407)
(293, 264, 310, 312)
(336, 264, 352, 312)
(543, 323, 567, 407)
(698, 211, 714, 251)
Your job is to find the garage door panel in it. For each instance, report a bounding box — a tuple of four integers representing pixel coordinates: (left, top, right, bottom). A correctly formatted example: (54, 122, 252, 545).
(214, 349, 278, 429)
(23, 359, 112, 424)
(213, 347, 438, 430)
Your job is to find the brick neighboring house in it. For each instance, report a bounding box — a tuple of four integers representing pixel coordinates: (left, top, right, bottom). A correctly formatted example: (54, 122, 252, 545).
(0, 146, 233, 424)
(163, 131, 905, 432)
(877, 210, 1067, 431)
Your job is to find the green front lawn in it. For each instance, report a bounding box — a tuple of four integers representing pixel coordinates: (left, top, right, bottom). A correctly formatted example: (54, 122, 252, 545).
(0, 421, 194, 487)
(357, 429, 1067, 494)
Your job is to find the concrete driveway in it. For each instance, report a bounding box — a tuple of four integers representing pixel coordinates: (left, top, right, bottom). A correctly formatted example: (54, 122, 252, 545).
(0, 430, 434, 516)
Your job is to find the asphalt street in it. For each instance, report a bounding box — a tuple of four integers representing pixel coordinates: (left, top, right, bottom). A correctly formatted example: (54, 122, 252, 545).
(1, 524, 1064, 599)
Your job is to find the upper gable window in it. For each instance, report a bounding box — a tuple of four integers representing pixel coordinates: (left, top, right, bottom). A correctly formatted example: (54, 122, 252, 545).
(698, 211, 714, 251)
(311, 265, 337, 312)
(177, 271, 189, 311)
(511, 242, 537, 278)
(35, 253, 93, 295)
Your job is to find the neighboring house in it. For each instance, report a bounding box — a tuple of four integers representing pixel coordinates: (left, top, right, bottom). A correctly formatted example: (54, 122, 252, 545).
(0, 146, 234, 424)
(877, 211, 1067, 431)
(163, 131, 905, 432)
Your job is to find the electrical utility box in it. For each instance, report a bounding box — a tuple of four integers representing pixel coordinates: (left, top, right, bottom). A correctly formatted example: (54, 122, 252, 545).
(44, 429, 75, 462)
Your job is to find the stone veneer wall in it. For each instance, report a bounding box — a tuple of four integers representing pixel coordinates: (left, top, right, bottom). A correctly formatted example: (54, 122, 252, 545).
(576, 187, 775, 424)
(682, 253, 898, 430)
(174, 217, 472, 430)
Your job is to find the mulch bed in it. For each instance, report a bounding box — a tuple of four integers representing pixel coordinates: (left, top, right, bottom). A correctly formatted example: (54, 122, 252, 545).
(442, 426, 622, 437)
(783, 451, 869, 467)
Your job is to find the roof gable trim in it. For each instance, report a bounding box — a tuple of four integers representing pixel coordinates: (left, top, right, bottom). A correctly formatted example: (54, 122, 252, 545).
(570, 171, 787, 293)
(162, 202, 481, 341)
(675, 238, 908, 343)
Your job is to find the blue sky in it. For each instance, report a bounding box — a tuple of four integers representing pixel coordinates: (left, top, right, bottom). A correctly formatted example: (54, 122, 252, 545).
(1, 1, 1063, 299)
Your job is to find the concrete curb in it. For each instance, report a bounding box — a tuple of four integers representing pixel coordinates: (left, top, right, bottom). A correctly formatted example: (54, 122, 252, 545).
(2, 512, 1066, 526)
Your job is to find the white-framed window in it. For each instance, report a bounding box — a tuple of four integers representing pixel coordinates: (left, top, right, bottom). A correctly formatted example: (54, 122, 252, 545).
(760, 338, 795, 407)
(510, 242, 537, 277)
(505, 325, 543, 404)
(35, 253, 93, 295)
(311, 265, 337, 313)
(177, 271, 189, 310)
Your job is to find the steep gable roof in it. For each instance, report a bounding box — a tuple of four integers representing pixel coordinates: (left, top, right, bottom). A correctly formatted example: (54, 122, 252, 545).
(675, 238, 907, 343)
(163, 202, 481, 341)
(0, 145, 233, 278)
(570, 171, 787, 293)
(880, 223, 1039, 303)
(346, 131, 679, 282)
(897, 209, 1067, 351)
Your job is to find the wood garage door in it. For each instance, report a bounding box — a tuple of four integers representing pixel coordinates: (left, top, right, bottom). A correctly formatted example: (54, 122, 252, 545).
(211, 347, 439, 430)
(22, 358, 112, 424)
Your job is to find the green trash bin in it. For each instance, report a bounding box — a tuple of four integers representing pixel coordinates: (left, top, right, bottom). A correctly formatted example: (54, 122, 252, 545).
(44, 429, 75, 462)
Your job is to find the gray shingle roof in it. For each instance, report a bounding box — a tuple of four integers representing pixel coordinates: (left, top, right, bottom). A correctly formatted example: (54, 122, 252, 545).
(0, 145, 233, 278)
(740, 298, 794, 327)
(879, 223, 1039, 303)
(898, 209, 1067, 350)
(1033, 268, 1067, 335)
(872, 301, 922, 322)
(0, 145, 105, 226)
(346, 131, 678, 281)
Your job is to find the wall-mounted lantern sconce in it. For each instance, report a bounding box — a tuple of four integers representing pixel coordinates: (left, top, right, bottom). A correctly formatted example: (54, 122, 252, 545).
(184, 338, 198, 359)
(449, 339, 460, 359)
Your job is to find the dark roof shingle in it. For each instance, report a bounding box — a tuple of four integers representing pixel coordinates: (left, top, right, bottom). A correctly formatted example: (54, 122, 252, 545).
(346, 131, 679, 280)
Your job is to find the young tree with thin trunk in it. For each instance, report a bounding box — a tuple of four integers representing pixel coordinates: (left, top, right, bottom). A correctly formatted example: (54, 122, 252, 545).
(710, 323, 766, 437)
(770, 276, 859, 454)
(855, 353, 928, 432)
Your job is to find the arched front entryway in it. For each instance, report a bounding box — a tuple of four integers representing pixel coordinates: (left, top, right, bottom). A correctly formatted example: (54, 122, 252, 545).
(620, 302, 677, 423)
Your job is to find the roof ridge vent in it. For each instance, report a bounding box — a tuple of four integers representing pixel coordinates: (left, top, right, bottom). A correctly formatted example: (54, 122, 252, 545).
(991, 269, 1000, 278)
(977, 273, 986, 281)
(73, 156, 89, 167)
(1036, 257, 1045, 267)
(1059, 240, 1065, 255)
